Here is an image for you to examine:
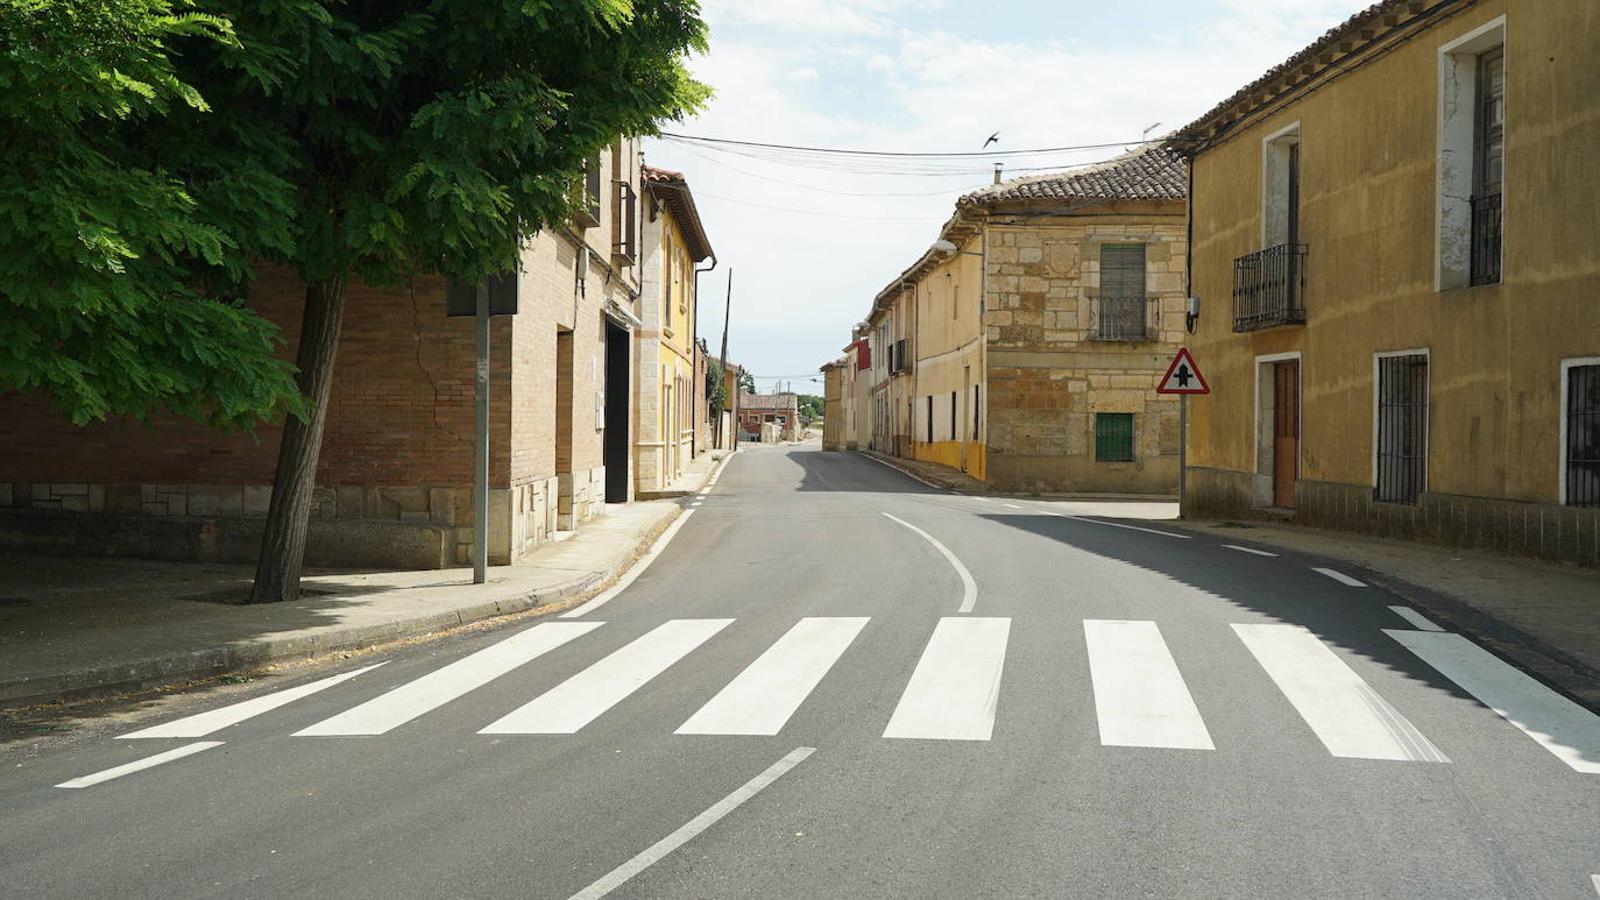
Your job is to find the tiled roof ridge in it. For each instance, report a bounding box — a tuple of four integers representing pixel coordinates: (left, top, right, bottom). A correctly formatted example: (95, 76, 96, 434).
(956, 143, 1187, 208)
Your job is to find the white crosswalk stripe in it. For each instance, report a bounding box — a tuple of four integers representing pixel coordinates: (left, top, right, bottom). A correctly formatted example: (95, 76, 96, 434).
(1234, 623, 1447, 762)
(884, 617, 1011, 741)
(295, 622, 603, 736)
(118, 613, 1589, 772)
(482, 619, 732, 735)
(677, 617, 868, 736)
(1085, 620, 1213, 750)
(1388, 629, 1600, 774)
(123, 663, 388, 739)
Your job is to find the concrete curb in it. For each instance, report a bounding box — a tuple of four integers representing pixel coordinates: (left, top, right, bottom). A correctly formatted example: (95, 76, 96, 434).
(2, 501, 690, 710)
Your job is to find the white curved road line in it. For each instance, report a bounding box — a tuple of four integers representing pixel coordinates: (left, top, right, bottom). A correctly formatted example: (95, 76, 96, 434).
(881, 512, 977, 614)
(561, 510, 697, 619)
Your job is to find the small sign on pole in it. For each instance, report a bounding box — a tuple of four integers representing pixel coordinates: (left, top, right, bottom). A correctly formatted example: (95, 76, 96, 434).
(1156, 347, 1208, 522)
(1156, 347, 1210, 395)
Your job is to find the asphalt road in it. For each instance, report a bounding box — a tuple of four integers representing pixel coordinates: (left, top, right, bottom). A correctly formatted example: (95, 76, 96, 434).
(4, 445, 1599, 899)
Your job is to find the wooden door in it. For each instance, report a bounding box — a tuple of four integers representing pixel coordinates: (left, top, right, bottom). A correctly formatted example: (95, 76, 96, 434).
(1273, 361, 1299, 508)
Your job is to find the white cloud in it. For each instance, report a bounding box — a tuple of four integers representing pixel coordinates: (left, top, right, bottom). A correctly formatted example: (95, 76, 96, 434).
(650, 1, 1359, 387)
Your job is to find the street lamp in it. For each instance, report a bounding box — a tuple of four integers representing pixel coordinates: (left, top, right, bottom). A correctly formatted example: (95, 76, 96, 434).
(930, 239, 983, 258)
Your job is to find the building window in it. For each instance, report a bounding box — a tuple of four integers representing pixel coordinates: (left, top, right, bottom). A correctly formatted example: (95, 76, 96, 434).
(1566, 363, 1600, 507)
(1094, 413, 1135, 462)
(926, 396, 934, 444)
(1376, 353, 1429, 504)
(1262, 124, 1301, 249)
(1470, 48, 1504, 286)
(974, 385, 981, 439)
(1437, 17, 1505, 291)
(950, 390, 957, 441)
(1094, 244, 1148, 340)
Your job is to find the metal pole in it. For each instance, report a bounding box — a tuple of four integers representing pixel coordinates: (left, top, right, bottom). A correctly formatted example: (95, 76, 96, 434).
(1178, 393, 1188, 520)
(473, 282, 490, 584)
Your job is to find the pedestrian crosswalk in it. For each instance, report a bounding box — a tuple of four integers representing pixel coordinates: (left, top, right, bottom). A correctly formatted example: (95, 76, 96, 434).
(119, 614, 1600, 775)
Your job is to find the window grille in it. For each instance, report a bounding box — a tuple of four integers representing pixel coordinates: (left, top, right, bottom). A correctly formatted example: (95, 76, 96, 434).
(1094, 413, 1135, 462)
(1567, 365, 1600, 507)
(1470, 49, 1504, 286)
(1376, 355, 1429, 504)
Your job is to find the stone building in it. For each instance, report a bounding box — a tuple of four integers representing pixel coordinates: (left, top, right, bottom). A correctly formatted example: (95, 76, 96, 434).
(1172, 0, 1599, 565)
(737, 393, 800, 442)
(820, 360, 845, 451)
(635, 165, 714, 495)
(0, 139, 651, 569)
(856, 145, 1189, 493)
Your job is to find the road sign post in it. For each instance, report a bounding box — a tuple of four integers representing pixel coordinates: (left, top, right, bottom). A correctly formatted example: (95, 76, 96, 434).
(1155, 348, 1210, 521)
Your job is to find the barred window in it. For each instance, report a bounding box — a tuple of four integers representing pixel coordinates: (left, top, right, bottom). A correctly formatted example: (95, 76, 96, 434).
(1094, 413, 1135, 463)
(1376, 354, 1429, 504)
(1567, 364, 1600, 507)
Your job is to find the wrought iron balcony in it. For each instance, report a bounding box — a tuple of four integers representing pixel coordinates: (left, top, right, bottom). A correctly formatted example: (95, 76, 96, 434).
(1233, 243, 1307, 332)
(1470, 192, 1501, 285)
(1089, 294, 1155, 341)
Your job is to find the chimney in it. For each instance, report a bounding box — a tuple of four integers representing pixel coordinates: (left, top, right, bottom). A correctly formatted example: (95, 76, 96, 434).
(993, 162, 1003, 184)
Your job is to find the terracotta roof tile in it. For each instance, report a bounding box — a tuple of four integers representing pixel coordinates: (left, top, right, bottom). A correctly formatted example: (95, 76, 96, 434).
(957, 144, 1186, 208)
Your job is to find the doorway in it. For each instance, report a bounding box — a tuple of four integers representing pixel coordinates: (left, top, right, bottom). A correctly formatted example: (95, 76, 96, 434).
(1271, 360, 1300, 508)
(604, 319, 630, 502)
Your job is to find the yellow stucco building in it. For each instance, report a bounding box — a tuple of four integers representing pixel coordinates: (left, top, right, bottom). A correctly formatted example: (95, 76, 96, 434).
(1173, 0, 1600, 564)
(636, 166, 713, 494)
(860, 146, 1190, 493)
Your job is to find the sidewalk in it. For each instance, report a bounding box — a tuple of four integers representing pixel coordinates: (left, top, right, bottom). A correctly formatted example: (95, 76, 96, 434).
(0, 451, 730, 708)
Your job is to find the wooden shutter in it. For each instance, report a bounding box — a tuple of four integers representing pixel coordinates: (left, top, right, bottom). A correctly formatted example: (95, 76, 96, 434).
(1100, 244, 1146, 298)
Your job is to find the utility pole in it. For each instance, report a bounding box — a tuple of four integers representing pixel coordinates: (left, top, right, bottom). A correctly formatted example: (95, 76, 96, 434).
(717, 269, 732, 449)
(472, 281, 489, 584)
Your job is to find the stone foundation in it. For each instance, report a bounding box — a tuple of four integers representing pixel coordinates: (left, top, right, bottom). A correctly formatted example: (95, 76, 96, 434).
(1185, 467, 1600, 566)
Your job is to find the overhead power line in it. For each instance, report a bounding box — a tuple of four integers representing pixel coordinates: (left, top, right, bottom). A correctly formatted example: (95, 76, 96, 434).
(660, 132, 1172, 159)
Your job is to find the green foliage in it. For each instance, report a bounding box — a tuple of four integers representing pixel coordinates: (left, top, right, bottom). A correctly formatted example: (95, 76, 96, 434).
(796, 393, 824, 422)
(738, 371, 755, 394)
(0, 0, 710, 428)
(0, 0, 300, 427)
(705, 358, 728, 416)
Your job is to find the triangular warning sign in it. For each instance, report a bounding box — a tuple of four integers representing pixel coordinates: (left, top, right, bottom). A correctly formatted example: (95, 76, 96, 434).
(1157, 347, 1210, 395)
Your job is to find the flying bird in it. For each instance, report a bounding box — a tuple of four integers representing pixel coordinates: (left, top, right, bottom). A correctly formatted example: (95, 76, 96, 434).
(983, 132, 1000, 148)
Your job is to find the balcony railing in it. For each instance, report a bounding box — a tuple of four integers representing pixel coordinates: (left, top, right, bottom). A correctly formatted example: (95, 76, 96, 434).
(1470, 192, 1501, 285)
(1089, 294, 1154, 341)
(1233, 243, 1307, 332)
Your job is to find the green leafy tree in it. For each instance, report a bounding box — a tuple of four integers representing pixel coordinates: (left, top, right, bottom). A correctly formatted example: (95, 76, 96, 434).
(0, 0, 301, 428)
(2, 0, 708, 601)
(705, 358, 728, 418)
(201, 0, 710, 602)
(738, 371, 755, 394)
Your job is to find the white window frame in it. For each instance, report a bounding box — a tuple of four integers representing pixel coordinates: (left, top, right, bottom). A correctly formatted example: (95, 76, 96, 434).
(1372, 348, 1432, 494)
(1559, 356, 1600, 506)
(1436, 16, 1507, 291)
(1260, 121, 1302, 249)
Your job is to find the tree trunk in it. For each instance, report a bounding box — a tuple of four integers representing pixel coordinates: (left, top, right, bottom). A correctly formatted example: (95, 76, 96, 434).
(249, 275, 348, 604)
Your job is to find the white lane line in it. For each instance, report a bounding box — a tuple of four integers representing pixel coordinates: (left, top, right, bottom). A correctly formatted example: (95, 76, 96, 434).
(1085, 620, 1213, 751)
(1591, 874, 1599, 896)
(1223, 544, 1278, 557)
(1234, 623, 1448, 762)
(1387, 629, 1600, 774)
(1002, 502, 1024, 509)
(1312, 567, 1367, 587)
(678, 618, 868, 736)
(970, 496, 996, 503)
(295, 622, 602, 736)
(562, 510, 697, 618)
(1388, 606, 1445, 632)
(881, 512, 977, 614)
(884, 617, 1010, 741)
(482, 619, 732, 734)
(122, 663, 388, 739)
(1065, 516, 1191, 539)
(568, 746, 815, 900)
(57, 741, 224, 789)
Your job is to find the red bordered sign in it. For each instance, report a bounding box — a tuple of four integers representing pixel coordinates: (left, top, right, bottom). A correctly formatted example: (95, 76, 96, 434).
(1156, 347, 1210, 395)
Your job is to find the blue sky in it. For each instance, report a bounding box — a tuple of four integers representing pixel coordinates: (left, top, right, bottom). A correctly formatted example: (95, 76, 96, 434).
(646, 0, 1363, 394)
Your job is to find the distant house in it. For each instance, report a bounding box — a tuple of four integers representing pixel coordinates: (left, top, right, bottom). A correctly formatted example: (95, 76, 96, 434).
(738, 393, 800, 442)
(854, 144, 1189, 493)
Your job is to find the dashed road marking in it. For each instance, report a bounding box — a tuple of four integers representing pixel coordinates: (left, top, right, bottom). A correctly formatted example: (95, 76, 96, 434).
(1387, 606, 1444, 632)
(1312, 567, 1367, 587)
(1223, 544, 1278, 557)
